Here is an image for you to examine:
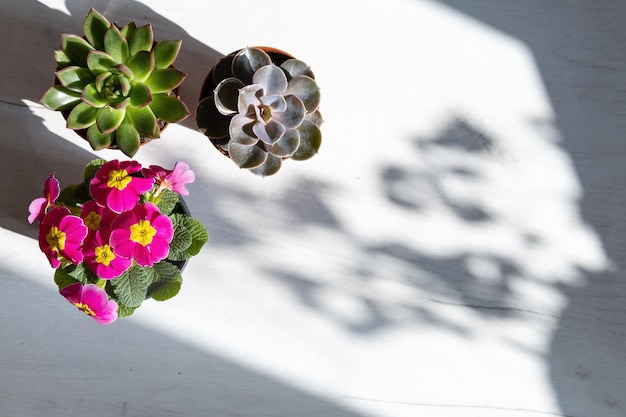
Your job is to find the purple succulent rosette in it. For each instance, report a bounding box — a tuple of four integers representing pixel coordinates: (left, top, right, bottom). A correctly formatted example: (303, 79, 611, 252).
(196, 47, 323, 176)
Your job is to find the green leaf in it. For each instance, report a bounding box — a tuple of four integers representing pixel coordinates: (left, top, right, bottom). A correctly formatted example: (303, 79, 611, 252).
(126, 51, 154, 82)
(117, 304, 138, 318)
(119, 21, 137, 39)
(128, 24, 153, 55)
(58, 182, 90, 208)
(87, 124, 114, 150)
(104, 24, 129, 64)
(96, 106, 126, 134)
(54, 50, 74, 68)
(86, 50, 116, 75)
(66, 102, 98, 130)
(62, 34, 95, 67)
(145, 68, 186, 93)
(40, 85, 81, 111)
(129, 82, 152, 108)
(54, 267, 80, 289)
(147, 261, 183, 301)
(111, 265, 150, 307)
(56, 66, 95, 93)
(127, 105, 159, 137)
(115, 116, 141, 157)
(149, 94, 189, 123)
(185, 217, 209, 257)
(83, 158, 107, 183)
(156, 190, 179, 216)
(153, 39, 182, 69)
(167, 213, 208, 260)
(81, 83, 108, 108)
(292, 120, 322, 160)
(83, 8, 110, 50)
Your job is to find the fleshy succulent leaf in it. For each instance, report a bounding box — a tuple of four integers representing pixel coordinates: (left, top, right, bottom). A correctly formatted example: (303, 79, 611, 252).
(214, 77, 244, 115)
(252, 64, 288, 95)
(54, 50, 74, 68)
(62, 34, 95, 67)
(115, 116, 141, 156)
(119, 21, 137, 39)
(196, 96, 231, 139)
(285, 75, 321, 113)
(229, 114, 258, 146)
(292, 120, 322, 160)
(86, 50, 116, 75)
(128, 24, 153, 55)
(127, 105, 159, 137)
(280, 59, 315, 79)
(40, 85, 81, 111)
(229, 142, 268, 169)
(232, 47, 272, 84)
(149, 94, 189, 123)
(237, 84, 263, 115)
(104, 24, 129, 64)
(96, 106, 126, 134)
(66, 101, 98, 129)
(153, 39, 182, 70)
(86, 124, 114, 150)
(266, 128, 300, 157)
(81, 83, 108, 107)
(56, 66, 95, 93)
(253, 120, 286, 145)
(129, 82, 152, 107)
(274, 95, 306, 128)
(126, 50, 154, 82)
(250, 154, 282, 176)
(145, 68, 186, 93)
(83, 8, 110, 50)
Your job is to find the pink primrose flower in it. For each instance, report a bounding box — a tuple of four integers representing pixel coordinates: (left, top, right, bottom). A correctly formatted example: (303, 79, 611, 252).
(89, 160, 154, 213)
(28, 173, 60, 224)
(80, 201, 117, 236)
(60, 282, 118, 325)
(38, 207, 88, 268)
(83, 228, 132, 279)
(142, 161, 195, 196)
(109, 203, 174, 267)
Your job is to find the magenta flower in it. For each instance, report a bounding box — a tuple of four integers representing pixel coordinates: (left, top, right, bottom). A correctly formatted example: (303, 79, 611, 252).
(110, 203, 174, 267)
(80, 200, 117, 236)
(89, 160, 154, 213)
(60, 282, 118, 324)
(83, 228, 132, 279)
(38, 207, 88, 268)
(142, 161, 196, 196)
(28, 173, 60, 224)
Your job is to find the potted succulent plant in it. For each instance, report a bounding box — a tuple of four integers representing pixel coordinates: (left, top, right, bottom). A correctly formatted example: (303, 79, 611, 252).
(196, 46, 323, 176)
(40, 8, 189, 157)
(28, 159, 208, 324)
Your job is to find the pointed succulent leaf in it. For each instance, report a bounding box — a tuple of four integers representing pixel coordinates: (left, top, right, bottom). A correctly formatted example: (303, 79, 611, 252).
(292, 120, 322, 160)
(66, 101, 98, 130)
(252, 64, 288, 95)
(266, 128, 300, 157)
(232, 47, 272, 84)
(119, 21, 137, 39)
(229, 114, 258, 146)
(119, 75, 132, 96)
(56, 66, 95, 92)
(259, 95, 287, 113)
(110, 64, 134, 79)
(126, 50, 154, 82)
(81, 83, 108, 107)
(54, 50, 73, 68)
(127, 105, 159, 137)
(115, 116, 141, 157)
(128, 24, 153, 55)
(253, 120, 286, 145)
(86, 124, 114, 150)
(62, 34, 95, 67)
(153, 39, 182, 69)
(196, 96, 231, 139)
(285, 75, 321, 113)
(129, 82, 152, 107)
(250, 154, 283, 176)
(211, 53, 235, 86)
(274, 95, 306, 128)
(149, 94, 189, 123)
(96, 106, 126, 134)
(104, 24, 129, 64)
(40, 85, 81, 111)
(111, 97, 131, 110)
(83, 8, 110, 50)
(280, 59, 315, 79)
(145, 68, 186, 93)
(229, 142, 268, 169)
(95, 71, 111, 92)
(86, 50, 116, 75)
(214, 77, 244, 115)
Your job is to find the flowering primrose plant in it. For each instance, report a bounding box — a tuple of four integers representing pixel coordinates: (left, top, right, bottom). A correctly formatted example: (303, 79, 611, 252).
(29, 159, 208, 324)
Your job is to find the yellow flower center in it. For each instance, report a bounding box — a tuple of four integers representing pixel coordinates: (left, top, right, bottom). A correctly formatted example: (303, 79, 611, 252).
(74, 303, 96, 316)
(95, 244, 116, 266)
(129, 220, 156, 246)
(84, 211, 102, 230)
(107, 169, 132, 191)
(46, 226, 66, 251)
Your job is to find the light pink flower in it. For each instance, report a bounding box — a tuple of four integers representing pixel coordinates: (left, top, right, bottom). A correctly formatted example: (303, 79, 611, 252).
(28, 173, 60, 224)
(89, 160, 154, 213)
(110, 203, 174, 267)
(38, 207, 88, 268)
(60, 282, 118, 324)
(142, 162, 195, 196)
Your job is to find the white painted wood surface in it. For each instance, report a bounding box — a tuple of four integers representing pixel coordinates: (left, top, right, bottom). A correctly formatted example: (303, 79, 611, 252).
(1, 1, 625, 416)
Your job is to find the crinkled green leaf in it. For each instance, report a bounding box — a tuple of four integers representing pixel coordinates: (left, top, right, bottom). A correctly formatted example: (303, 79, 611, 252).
(128, 24, 153, 55)
(116, 304, 138, 318)
(83, 158, 107, 183)
(292, 120, 322, 160)
(185, 217, 209, 257)
(153, 39, 182, 70)
(56, 66, 95, 93)
(156, 190, 179, 216)
(40, 85, 81, 111)
(149, 94, 189, 123)
(87, 50, 116, 75)
(115, 116, 141, 157)
(62, 34, 94, 67)
(87, 124, 114, 150)
(104, 24, 129, 64)
(111, 265, 149, 307)
(251, 154, 283, 176)
(126, 51, 154, 82)
(145, 68, 186, 93)
(130, 82, 152, 107)
(167, 214, 193, 261)
(127, 105, 159, 137)
(83, 8, 110, 50)
(54, 267, 79, 289)
(96, 105, 126, 134)
(81, 83, 108, 108)
(66, 102, 98, 130)
(147, 261, 182, 301)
